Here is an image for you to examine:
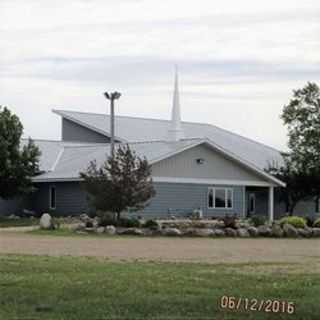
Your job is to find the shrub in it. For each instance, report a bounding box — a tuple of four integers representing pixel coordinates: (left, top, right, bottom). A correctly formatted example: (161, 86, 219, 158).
(117, 217, 141, 228)
(143, 219, 159, 229)
(220, 215, 238, 229)
(250, 215, 267, 227)
(313, 218, 320, 228)
(279, 216, 306, 228)
(306, 214, 320, 227)
(97, 212, 115, 227)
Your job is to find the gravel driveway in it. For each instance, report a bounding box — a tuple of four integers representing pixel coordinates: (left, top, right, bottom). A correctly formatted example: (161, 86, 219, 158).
(1, 231, 320, 264)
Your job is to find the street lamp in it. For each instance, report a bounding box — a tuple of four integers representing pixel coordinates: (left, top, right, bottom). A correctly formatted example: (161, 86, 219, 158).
(104, 91, 121, 158)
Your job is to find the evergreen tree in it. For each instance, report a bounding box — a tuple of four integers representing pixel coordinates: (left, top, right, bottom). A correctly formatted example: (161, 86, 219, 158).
(80, 144, 155, 220)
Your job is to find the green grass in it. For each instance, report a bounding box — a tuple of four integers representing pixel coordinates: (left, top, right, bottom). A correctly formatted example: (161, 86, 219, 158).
(0, 255, 319, 319)
(0, 217, 39, 228)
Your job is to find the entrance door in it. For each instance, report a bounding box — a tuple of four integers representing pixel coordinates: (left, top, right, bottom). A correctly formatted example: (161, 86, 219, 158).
(248, 193, 256, 215)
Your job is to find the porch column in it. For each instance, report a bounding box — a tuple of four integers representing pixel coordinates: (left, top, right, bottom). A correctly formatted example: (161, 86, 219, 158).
(268, 186, 274, 222)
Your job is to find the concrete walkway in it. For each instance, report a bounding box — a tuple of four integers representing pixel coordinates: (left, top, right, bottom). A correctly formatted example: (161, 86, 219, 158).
(0, 231, 320, 265)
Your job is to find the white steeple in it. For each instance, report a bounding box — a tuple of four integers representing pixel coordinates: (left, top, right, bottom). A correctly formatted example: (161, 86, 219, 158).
(167, 66, 184, 141)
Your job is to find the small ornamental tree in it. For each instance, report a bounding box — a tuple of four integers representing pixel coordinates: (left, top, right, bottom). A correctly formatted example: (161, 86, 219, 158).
(267, 155, 312, 215)
(80, 144, 156, 220)
(0, 106, 41, 199)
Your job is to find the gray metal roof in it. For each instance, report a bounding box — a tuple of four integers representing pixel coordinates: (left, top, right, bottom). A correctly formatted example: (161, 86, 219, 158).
(31, 139, 205, 181)
(53, 109, 283, 170)
(29, 137, 284, 187)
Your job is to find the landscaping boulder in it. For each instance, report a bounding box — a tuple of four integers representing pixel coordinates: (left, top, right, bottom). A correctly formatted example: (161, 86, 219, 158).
(247, 226, 259, 237)
(271, 224, 284, 238)
(297, 227, 312, 238)
(225, 228, 237, 237)
(283, 223, 298, 238)
(8, 214, 20, 220)
(193, 228, 214, 237)
(312, 228, 320, 237)
(105, 225, 116, 235)
(119, 228, 144, 236)
(39, 213, 54, 230)
(71, 222, 86, 231)
(96, 226, 105, 234)
(79, 214, 91, 223)
(214, 229, 225, 237)
(237, 228, 250, 237)
(162, 228, 182, 236)
(257, 225, 272, 237)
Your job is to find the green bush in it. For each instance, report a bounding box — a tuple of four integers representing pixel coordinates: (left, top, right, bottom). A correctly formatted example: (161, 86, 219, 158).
(117, 217, 141, 228)
(97, 212, 115, 227)
(313, 218, 320, 228)
(143, 219, 159, 229)
(279, 216, 306, 228)
(250, 215, 267, 227)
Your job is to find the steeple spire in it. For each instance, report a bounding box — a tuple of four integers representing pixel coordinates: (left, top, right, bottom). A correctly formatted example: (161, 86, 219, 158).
(167, 66, 184, 141)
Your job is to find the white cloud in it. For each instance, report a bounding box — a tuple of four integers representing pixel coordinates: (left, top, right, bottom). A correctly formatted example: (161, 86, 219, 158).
(0, 0, 319, 150)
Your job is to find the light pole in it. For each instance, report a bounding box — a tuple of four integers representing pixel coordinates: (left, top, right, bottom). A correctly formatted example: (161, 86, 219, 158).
(104, 91, 121, 158)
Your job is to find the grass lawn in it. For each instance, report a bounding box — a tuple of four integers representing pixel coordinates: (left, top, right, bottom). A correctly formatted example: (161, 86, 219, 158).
(0, 255, 319, 320)
(0, 217, 39, 228)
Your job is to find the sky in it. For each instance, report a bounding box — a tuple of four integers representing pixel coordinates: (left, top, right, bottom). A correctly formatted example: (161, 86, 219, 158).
(1, 0, 319, 150)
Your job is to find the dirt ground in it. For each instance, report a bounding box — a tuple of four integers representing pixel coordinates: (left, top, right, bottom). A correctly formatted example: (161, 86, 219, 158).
(0, 231, 320, 266)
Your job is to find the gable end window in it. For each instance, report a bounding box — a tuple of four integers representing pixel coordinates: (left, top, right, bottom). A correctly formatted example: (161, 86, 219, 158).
(49, 186, 56, 210)
(208, 187, 233, 209)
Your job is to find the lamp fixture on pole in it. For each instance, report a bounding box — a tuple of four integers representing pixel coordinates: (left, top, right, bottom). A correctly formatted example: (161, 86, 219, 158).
(103, 91, 121, 158)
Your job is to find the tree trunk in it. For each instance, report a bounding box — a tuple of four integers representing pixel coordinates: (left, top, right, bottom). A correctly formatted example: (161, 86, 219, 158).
(116, 212, 121, 221)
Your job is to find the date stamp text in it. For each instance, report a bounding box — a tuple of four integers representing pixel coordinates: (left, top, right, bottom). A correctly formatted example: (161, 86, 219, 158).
(219, 295, 295, 314)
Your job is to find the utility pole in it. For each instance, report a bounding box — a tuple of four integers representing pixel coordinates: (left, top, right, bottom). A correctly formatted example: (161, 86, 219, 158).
(103, 91, 121, 158)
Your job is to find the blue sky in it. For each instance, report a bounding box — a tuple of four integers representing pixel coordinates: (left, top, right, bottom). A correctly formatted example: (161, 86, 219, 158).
(1, 0, 319, 149)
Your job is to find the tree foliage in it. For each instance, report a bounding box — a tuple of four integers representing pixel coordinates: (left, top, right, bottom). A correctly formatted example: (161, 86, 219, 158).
(281, 82, 320, 172)
(275, 82, 320, 213)
(0, 106, 41, 199)
(80, 144, 156, 219)
(267, 155, 312, 214)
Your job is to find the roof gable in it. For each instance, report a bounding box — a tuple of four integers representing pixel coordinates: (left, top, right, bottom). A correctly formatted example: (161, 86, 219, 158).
(53, 109, 283, 170)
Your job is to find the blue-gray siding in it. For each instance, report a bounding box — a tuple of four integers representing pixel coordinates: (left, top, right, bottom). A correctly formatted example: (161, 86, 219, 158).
(1, 182, 317, 218)
(16, 182, 244, 218)
(62, 118, 110, 143)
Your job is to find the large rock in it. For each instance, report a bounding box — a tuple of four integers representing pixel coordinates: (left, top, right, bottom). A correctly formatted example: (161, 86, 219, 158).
(237, 228, 250, 237)
(312, 228, 320, 237)
(271, 224, 284, 238)
(71, 222, 86, 231)
(79, 214, 91, 223)
(96, 226, 105, 234)
(162, 228, 182, 236)
(297, 227, 312, 238)
(225, 228, 237, 237)
(257, 225, 272, 237)
(247, 226, 259, 237)
(283, 223, 298, 238)
(105, 225, 116, 235)
(119, 228, 144, 236)
(193, 228, 214, 237)
(39, 213, 54, 230)
(214, 229, 225, 237)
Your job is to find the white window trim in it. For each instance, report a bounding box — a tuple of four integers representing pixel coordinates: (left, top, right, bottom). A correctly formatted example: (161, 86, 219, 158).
(49, 186, 56, 210)
(208, 187, 234, 209)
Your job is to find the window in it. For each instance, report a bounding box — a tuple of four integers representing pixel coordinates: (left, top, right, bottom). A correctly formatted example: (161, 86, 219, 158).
(49, 186, 56, 209)
(208, 187, 233, 209)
